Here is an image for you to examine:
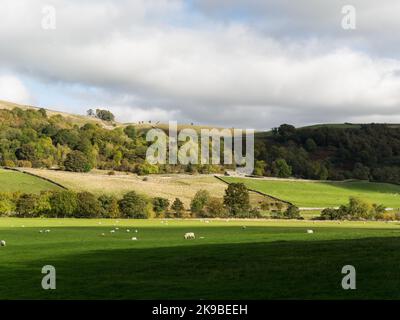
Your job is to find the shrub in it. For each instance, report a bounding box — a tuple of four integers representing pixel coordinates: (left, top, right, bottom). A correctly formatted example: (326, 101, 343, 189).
(152, 197, 170, 216)
(190, 190, 211, 216)
(118, 191, 150, 219)
(0, 193, 16, 216)
(3, 160, 16, 167)
(284, 205, 302, 219)
(16, 193, 40, 217)
(223, 183, 250, 216)
(76, 192, 102, 218)
(98, 195, 120, 218)
(49, 191, 78, 217)
(171, 198, 185, 218)
(64, 151, 92, 172)
(205, 197, 226, 217)
(16, 160, 32, 168)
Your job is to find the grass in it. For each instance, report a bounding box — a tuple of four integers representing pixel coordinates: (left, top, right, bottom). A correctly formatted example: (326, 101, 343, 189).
(1, 218, 400, 299)
(21, 169, 229, 206)
(0, 169, 62, 193)
(222, 177, 400, 208)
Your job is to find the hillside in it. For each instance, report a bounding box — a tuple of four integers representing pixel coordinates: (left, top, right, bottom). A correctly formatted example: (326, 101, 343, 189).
(223, 176, 400, 208)
(0, 168, 62, 193)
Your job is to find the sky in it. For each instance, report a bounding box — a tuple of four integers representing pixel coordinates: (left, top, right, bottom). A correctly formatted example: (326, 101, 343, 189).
(0, 0, 400, 130)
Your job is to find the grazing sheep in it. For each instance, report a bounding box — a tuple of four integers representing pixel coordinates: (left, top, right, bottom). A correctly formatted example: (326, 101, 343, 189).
(110, 230, 115, 233)
(242, 226, 247, 229)
(184, 232, 195, 240)
(45, 229, 51, 233)
(101, 233, 105, 236)
(115, 227, 119, 230)
(39, 230, 43, 233)
(0, 240, 6, 247)
(307, 229, 314, 234)
(126, 229, 130, 233)
(131, 237, 138, 241)
(135, 229, 138, 233)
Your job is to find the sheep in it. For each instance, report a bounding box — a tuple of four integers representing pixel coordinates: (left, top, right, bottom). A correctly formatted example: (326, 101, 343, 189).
(184, 232, 195, 240)
(307, 229, 314, 234)
(126, 229, 131, 233)
(110, 230, 115, 233)
(0, 240, 6, 247)
(101, 233, 105, 236)
(242, 226, 247, 230)
(131, 237, 138, 241)
(45, 229, 51, 233)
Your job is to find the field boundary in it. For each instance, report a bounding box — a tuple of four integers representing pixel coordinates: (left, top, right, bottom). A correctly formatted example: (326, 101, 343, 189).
(2, 167, 68, 190)
(214, 175, 293, 206)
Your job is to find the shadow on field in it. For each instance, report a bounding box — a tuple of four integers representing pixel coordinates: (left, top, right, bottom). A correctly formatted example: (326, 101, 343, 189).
(1, 236, 400, 300)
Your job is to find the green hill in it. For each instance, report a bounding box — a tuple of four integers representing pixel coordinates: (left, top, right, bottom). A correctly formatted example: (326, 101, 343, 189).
(222, 177, 400, 208)
(0, 169, 63, 193)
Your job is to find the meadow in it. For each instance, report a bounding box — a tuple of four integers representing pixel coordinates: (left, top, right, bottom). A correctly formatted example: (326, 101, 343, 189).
(222, 177, 400, 208)
(21, 168, 228, 206)
(0, 169, 62, 193)
(1, 218, 400, 299)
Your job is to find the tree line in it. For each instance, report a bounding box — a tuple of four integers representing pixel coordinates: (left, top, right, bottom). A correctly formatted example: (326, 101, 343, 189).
(0, 182, 301, 219)
(254, 123, 400, 184)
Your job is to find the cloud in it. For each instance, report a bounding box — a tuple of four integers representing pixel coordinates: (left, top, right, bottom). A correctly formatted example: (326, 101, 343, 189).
(0, 0, 399, 129)
(0, 75, 33, 105)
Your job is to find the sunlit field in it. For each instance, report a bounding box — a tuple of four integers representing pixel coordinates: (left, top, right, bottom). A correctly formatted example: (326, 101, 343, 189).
(1, 218, 400, 299)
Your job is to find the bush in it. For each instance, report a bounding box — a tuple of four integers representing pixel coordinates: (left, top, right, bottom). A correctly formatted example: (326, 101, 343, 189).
(190, 190, 211, 216)
(0, 193, 16, 216)
(64, 151, 92, 172)
(16, 193, 40, 217)
(284, 205, 302, 219)
(76, 192, 102, 218)
(205, 197, 226, 217)
(118, 191, 150, 219)
(98, 195, 120, 218)
(16, 160, 32, 168)
(3, 160, 16, 167)
(152, 197, 170, 217)
(223, 183, 250, 216)
(171, 198, 185, 217)
(49, 191, 78, 217)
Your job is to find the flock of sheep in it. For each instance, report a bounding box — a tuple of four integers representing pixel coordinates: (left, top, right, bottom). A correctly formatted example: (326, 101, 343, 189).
(0, 223, 316, 249)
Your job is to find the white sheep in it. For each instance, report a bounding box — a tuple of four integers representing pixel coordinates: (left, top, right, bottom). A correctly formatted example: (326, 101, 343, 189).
(184, 232, 195, 240)
(131, 237, 138, 241)
(0, 240, 6, 247)
(110, 230, 115, 233)
(307, 229, 314, 234)
(45, 229, 51, 233)
(126, 229, 130, 233)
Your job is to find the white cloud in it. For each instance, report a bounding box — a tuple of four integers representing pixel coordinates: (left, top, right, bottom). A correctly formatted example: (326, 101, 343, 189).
(0, 0, 399, 128)
(0, 75, 33, 105)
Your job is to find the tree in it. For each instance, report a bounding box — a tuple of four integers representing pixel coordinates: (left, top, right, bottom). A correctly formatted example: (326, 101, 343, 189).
(49, 191, 78, 217)
(124, 125, 137, 140)
(98, 195, 120, 218)
(223, 183, 250, 216)
(190, 190, 211, 216)
(171, 198, 185, 217)
(64, 150, 92, 172)
(284, 205, 301, 219)
(16, 193, 39, 217)
(76, 192, 102, 218)
(272, 159, 292, 178)
(118, 191, 149, 218)
(86, 109, 95, 117)
(95, 109, 115, 121)
(152, 197, 170, 216)
(253, 160, 267, 176)
(16, 144, 37, 161)
(205, 197, 226, 217)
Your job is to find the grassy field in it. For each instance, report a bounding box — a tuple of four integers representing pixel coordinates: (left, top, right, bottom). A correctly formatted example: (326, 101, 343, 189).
(1, 218, 400, 299)
(223, 177, 400, 208)
(22, 169, 228, 206)
(0, 169, 62, 193)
